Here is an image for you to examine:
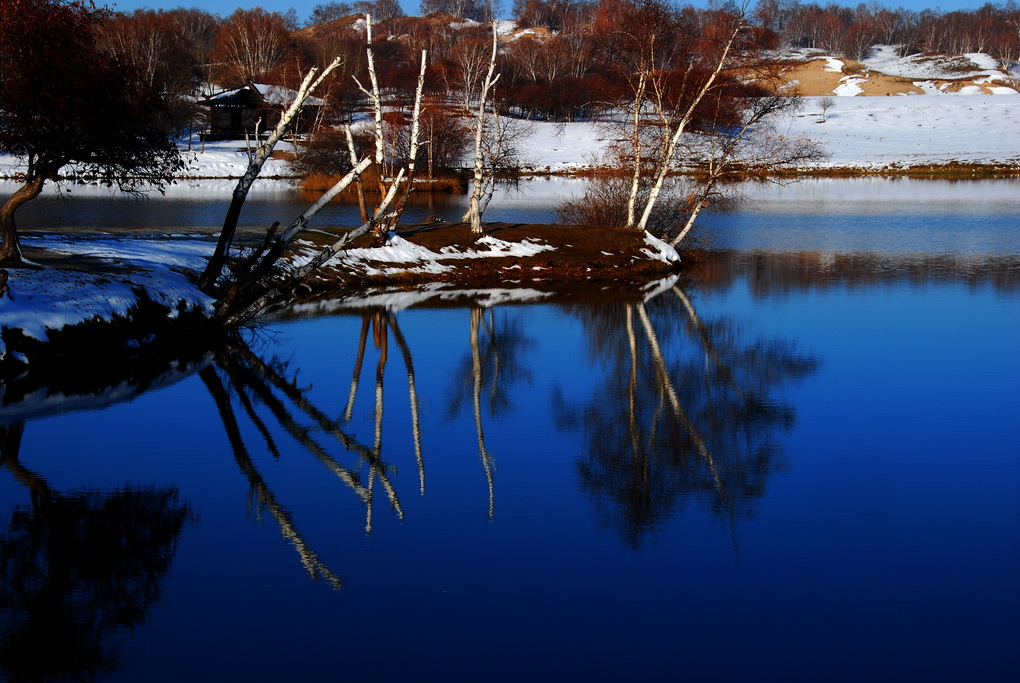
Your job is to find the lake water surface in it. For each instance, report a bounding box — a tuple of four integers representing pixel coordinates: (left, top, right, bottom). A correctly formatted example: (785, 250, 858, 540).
(1, 178, 1018, 681)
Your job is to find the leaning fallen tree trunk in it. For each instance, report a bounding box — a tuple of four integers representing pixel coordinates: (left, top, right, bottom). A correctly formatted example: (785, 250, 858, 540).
(220, 165, 405, 326)
(207, 24, 429, 327)
(213, 156, 373, 319)
(198, 57, 344, 292)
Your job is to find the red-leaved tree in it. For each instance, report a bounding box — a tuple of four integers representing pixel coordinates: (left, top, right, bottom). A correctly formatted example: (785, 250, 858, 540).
(0, 0, 183, 265)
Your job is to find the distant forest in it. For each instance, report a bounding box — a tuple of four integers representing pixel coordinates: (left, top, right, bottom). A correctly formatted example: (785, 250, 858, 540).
(95, 0, 1019, 127)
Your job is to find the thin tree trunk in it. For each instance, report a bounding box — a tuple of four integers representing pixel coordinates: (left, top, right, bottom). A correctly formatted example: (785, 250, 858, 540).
(671, 199, 706, 247)
(358, 13, 387, 196)
(0, 175, 46, 265)
(387, 50, 429, 230)
(344, 125, 369, 224)
(635, 16, 743, 234)
(464, 24, 501, 235)
(626, 73, 647, 230)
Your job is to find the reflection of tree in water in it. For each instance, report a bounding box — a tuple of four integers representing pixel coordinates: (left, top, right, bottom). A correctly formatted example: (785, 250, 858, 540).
(448, 307, 533, 517)
(197, 311, 430, 588)
(0, 424, 193, 682)
(556, 285, 818, 548)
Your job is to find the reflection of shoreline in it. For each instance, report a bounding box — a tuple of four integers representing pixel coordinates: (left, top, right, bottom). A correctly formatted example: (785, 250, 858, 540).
(690, 250, 1020, 295)
(0, 354, 212, 425)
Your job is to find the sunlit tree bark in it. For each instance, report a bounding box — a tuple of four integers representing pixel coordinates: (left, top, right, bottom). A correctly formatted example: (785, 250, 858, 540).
(463, 23, 501, 235)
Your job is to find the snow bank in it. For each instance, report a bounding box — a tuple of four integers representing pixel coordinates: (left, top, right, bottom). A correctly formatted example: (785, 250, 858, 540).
(862, 45, 1011, 81)
(0, 235, 215, 361)
(783, 95, 1020, 168)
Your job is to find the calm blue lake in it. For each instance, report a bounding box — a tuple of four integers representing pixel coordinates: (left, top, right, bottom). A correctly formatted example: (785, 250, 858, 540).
(1, 178, 1018, 681)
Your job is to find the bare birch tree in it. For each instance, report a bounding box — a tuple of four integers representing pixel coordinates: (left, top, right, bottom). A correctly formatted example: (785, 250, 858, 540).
(632, 7, 746, 234)
(463, 23, 501, 235)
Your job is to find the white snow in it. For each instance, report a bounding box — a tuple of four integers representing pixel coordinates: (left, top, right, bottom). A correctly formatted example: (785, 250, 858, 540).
(823, 58, 845, 72)
(783, 95, 1019, 168)
(493, 20, 518, 36)
(294, 231, 556, 278)
(640, 232, 681, 264)
(834, 76, 866, 96)
(176, 139, 296, 178)
(0, 235, 215, 360)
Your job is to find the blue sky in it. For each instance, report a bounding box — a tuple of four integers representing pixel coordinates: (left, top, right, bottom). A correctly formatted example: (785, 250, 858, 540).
(104, 0, 1010, 24)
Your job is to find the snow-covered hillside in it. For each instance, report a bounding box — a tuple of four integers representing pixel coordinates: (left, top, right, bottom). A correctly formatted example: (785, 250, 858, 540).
(1, 47, 1018, 179)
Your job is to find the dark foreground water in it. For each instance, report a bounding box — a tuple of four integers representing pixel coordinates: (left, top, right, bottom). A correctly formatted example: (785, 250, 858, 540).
(1, 179, 1018, 681)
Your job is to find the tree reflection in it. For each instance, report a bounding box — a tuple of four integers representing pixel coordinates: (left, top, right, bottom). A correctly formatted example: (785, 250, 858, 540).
(200, 328, 423, 588)
(448, 306, 533, 517)
(557, 285, 818, 548)
(0, 424, 194, 682)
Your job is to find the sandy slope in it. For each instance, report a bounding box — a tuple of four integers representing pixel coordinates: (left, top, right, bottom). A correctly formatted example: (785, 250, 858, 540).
(777, 46, 1019, 96)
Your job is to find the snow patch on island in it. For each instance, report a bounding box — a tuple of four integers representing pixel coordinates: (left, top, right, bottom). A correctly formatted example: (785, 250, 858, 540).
(640, 232, 681, 264)
(296, 232, 557, 278)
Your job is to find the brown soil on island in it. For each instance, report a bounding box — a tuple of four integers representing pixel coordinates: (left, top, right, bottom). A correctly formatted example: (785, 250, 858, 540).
(299, 221, 681, 294)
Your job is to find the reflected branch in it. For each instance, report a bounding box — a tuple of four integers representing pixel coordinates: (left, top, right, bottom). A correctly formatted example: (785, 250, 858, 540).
(471, 307, 496, 518)
(636, 303, 732, 521)
(389, 314, 425, 495)
(559, 286, 817, 548)
(344, 316, 371, 422)
(673, 285, 742, 400)
(226, 341, 404, 521)
(0, 423, 52, 505)
(200, 367, 344, 590)
(216, 349, 373, 506)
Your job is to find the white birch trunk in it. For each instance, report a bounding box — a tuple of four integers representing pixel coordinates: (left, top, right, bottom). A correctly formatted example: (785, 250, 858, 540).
(463, 24, 501, 235)
(626, 73, 647, 229)
(200, 57, 343, 289)
(344, 124, 370, 223)
(362, 14, 386, 189)
(386, 50, 429, 229)
(634, 17, 743, 234)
